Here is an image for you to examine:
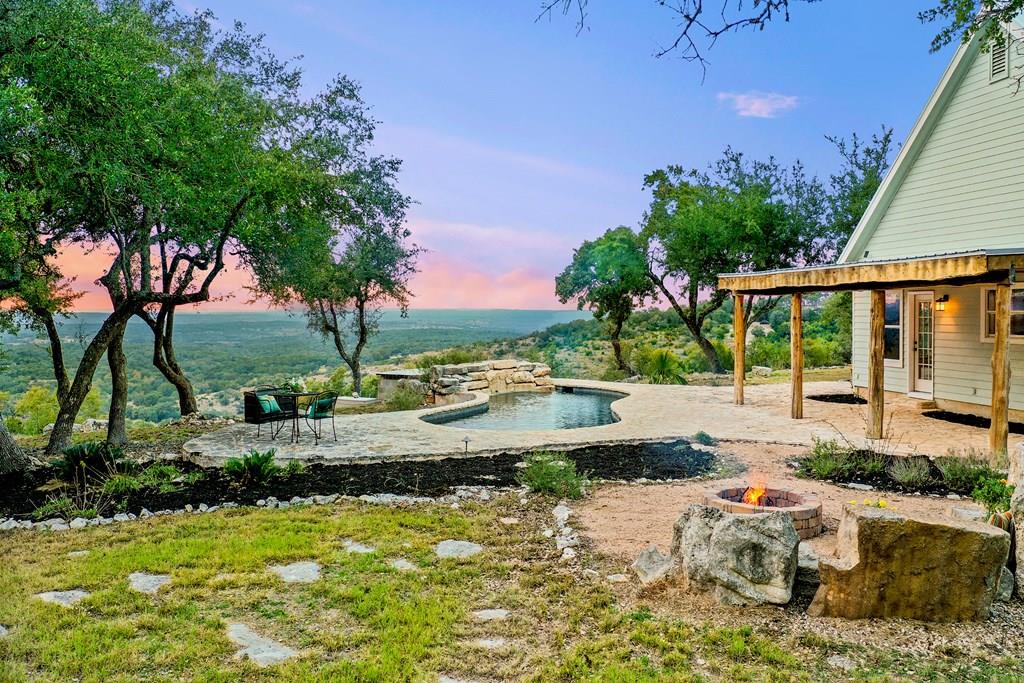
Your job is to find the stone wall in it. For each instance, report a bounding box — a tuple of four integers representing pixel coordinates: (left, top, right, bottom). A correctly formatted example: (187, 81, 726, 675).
(430, 359, 553, 403)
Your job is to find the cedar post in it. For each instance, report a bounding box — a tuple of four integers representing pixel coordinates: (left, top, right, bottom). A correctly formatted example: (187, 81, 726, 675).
(990, 283, 1012, 456)
(791, 293, 804, 419)
(867, 290, 885, 440)
(734, 292, 745, 405)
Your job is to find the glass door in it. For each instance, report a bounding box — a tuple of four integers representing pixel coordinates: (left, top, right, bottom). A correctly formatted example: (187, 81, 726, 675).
(911, 293, 934, 395)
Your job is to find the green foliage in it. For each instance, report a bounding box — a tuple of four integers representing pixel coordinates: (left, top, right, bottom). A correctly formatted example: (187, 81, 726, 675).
(799, 438, 857, 480)
(283, 460, 306, 476)
(385, 386, 425, 411)
(518, 452, 588, 499)
(52, 442, 127, 482)
(972, 476, 1013, 515)
(633, 347, 686, 385)
(32, 496, 97, 522)
(101, 474, 142, 495)
(936, 453, 1000, 495)
(691, 431, 717, 446)
(222, 449, 282, 486)
(887, 457, 933, 488)
(358, 373, 379, 398)
(10, 384, 57, 435)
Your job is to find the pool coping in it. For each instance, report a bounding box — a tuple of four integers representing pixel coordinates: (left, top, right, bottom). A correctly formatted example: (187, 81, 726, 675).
(418, 384, 629, 427)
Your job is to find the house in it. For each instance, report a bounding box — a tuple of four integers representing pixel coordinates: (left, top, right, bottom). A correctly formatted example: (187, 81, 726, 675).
(717, 20, 1024, 454)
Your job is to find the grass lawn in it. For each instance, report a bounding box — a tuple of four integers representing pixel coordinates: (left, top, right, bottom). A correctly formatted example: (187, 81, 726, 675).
(0, 494, 1020, 682)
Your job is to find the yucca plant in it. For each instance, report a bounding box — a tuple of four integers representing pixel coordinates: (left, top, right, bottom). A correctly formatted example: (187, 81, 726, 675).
(52, 441, 128, 482)
(222, 449, 281, 486)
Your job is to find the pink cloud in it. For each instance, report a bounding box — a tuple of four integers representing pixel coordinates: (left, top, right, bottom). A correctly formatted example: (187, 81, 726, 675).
(716, 91, 799, 118)
(408, 252, 569, 309)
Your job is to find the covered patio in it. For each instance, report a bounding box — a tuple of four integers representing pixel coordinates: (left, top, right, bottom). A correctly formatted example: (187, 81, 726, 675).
(719, 249, 1024, 455)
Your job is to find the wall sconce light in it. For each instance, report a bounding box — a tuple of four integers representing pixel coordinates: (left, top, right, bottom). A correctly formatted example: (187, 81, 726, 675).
(935, 294, 950, 311)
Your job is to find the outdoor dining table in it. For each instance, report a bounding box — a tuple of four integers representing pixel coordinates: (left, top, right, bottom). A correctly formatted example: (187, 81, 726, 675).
(269, 390, 320, 443)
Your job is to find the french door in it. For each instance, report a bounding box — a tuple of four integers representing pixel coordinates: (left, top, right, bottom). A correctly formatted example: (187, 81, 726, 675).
(910, 292, 934, 395)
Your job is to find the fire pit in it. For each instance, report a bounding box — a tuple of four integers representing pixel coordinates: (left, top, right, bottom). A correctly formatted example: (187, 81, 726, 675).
(703, 484, 822, 539)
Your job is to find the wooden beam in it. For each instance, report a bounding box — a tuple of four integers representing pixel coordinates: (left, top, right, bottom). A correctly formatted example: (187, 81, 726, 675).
(867, 290, 885, 440)
(990, 283, 1012, 456)
(717, 252, 1008, 295)
(734, 293, 745, 405)
(791, 293, 803, 419)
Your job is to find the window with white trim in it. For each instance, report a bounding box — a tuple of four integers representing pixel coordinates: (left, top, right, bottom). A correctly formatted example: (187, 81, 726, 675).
(983, 287, 1024, 338)
(884, 290, 902, 363)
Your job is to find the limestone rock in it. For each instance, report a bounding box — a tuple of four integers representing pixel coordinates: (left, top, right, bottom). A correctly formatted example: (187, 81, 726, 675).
(950, 506, 987, 524)
(389, 558, 416, 571)
(464, 380, 489, 391)
(37, 589, 89, 607)
(508, 371, 534, 384)
(632, 545, 674, 585)
(670, 504, 798, 605)
(1012, 488, 1024, 588)
(998, 566, 1014, 602)
(751, 365, 773, 377)
(343, 540, 375, 554)
(796, 541, 820, 587)
(435, 539, 483, 559)
(534, 377, 555, 387)
(809, 505, 1009, 621)
(269, 561, 320, 583)
(531, 364, 551, 377)
(128, 572, 171, 594)
(226, 623, 296, 667)
(1009, 442, 1024, 487)
(491, 360, 517, 370)
(472, 608, 509, 622)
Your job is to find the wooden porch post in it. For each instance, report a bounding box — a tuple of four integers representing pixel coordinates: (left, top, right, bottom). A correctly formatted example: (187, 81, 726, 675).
(990, 283, 1012, 456)
(868, 290, 885, 440)
(791, 293, 803, 419)
(734, 292, 745, 405)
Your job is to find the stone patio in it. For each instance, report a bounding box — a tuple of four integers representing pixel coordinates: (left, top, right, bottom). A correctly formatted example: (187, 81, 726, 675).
(184, 379, 1016, 465)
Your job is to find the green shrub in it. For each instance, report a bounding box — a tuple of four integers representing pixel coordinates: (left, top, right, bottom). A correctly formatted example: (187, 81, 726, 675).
(518, 452, 588, 499)
(223, 449, 281, 486)
(138, 464, 187, 493)
(101, 473, 142, 495)
(799, 438, 855, 480)
(972, 476, 1014, 514)
(634, 347, 686, 385)
(386, 386, 425, 411)
(851, 450, 888, 477)
(935, 452, 999, 495)
(887, 457, 933, 488)
(284, 460, 305, 476)
(32, 496, 98, 521)
(692, 431, 717, 446)
(52, 441, 127, 482)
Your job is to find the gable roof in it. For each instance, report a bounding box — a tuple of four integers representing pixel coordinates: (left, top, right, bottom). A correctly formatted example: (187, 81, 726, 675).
(837, 34, 983, 264)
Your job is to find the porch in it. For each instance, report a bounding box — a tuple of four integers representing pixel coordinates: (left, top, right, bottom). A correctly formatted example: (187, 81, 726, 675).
(718, 249, 1024, 455)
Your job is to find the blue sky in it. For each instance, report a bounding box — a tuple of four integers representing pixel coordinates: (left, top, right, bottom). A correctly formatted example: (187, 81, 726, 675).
(179, 0, 957, 308)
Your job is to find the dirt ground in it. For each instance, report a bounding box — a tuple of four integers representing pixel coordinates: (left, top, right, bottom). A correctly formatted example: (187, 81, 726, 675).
(575, 441, 1024, 662)
(577, 441, 978, 562)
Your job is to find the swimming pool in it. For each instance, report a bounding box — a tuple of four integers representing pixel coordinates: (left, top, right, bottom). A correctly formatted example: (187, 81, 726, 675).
(424, 387, 622, 431)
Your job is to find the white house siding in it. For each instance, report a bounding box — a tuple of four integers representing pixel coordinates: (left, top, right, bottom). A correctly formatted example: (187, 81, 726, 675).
(848, 40, 1024, 412)
(847, 44, 1024, 261)
(852, 286, 1024, 412)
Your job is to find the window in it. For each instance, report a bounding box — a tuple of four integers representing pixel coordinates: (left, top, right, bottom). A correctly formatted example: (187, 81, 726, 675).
(884, 290, 902, 363)
(983, 288, 1024, 338)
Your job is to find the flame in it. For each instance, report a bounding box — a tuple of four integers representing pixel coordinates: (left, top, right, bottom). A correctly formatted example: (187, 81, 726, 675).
(741, 481, 767, 507)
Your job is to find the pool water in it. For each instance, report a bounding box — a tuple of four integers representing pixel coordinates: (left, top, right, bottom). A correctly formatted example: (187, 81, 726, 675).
(426, 388, 621, 430)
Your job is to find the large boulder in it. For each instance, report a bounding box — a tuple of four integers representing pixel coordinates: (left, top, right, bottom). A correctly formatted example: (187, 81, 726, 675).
(809, 505, 1009, 622)
(670, 505, 799, 606)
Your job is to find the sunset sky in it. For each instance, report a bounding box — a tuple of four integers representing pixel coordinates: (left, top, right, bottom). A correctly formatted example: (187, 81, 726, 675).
(67, 1, 956, 311)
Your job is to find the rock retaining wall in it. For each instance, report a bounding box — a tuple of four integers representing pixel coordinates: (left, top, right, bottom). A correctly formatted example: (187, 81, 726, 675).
(430, 360, 553, 402)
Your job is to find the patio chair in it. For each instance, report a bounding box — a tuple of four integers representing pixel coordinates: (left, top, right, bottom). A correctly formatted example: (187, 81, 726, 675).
(243, 387, 291, 439)
(303, 390, 338, 445)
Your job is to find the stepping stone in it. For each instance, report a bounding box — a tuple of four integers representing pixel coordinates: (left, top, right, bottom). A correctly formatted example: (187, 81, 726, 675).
(472, 608, 509, 622)
(473, 637, 507, 649)
(0, 625, 8, 638)
(390, 558, 416, 571)
(343, 540, 375, 554)
(269, 561, 320, 583)
(68, 550, 89, 558)
(498, 517, 520, 525)
(226, 623, 297, 667)
(128, 572, 171, 595)
(36, 590, 89, 607)
(606, 574, 629, 583)
(435, 540, 482, 559)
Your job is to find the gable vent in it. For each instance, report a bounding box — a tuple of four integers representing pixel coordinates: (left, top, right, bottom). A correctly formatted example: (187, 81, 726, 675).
(991, 40, 1010, 82)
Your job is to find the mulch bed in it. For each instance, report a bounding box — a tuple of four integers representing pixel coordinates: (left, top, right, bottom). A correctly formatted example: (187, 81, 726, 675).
(0, 440, 715, 518)
(806, 393, 867, 405)
(923, 409, 1024, 435)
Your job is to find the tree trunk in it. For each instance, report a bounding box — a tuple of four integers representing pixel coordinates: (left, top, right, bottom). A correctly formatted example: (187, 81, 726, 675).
(694, 335, 722, 373)
(106, 320, 129, 446)
(610, 316, 629, 372)
(140, 306, 199, 416)
(45, 306, 134, 455)
(351, 361, 362, 396)
(0, 419, 30, 475)
(33, 307, 70, 405)
(649, 274, 725, 373)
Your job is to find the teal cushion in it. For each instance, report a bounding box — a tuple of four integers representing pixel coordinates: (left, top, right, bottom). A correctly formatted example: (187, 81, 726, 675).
(257, 395, 281, 414)
(306, 397, 334, 418)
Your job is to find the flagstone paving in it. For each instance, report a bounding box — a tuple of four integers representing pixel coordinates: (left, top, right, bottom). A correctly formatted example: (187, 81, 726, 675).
(342, 540, 375, 554)
(472, 637, 507, 649)
(435, 540, 482, 559)
(225, 623, 296, 667)
(389, 558, 416, 571)
(471, 608, 509, 622)
(0, 625, 8, 638)
(128, 572, 171, 594)
(36, 590, 89, 607)
(186, 379, 1005, 466)
(269, 561, 320, 583)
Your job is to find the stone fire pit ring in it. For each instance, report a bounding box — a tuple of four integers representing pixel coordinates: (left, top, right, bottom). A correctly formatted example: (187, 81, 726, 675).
(703, 486, 822, 539)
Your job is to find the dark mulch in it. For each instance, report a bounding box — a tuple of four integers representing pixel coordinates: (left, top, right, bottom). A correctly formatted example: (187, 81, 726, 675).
(807, 393, 867, 405)
(0, 439, 714, 519)
(922, 410, 1024, 435)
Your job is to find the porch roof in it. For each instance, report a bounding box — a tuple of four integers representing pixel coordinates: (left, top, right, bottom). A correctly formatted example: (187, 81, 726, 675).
(717, 248, 1024, 296)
